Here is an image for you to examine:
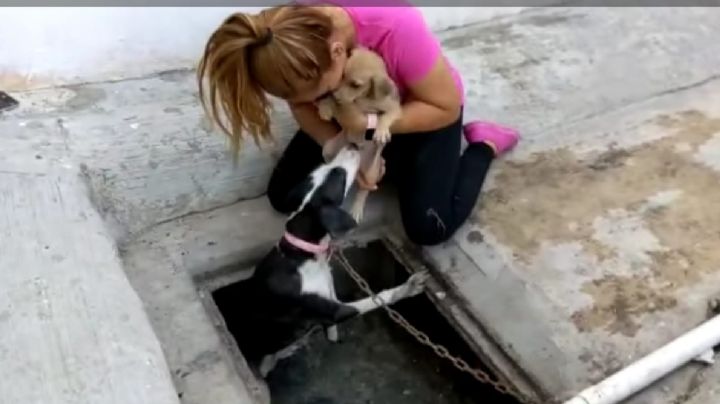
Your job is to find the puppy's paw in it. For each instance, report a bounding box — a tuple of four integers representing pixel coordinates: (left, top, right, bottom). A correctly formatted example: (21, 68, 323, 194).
(259, 355, 278, 378)
(319, 110, 333, 122)
(350, 204, 365, 223)
(403, 271, 430, 297)
(373, 126, 391, 144)
(317, 102, 334, 121)
(326, 325, 339, 343)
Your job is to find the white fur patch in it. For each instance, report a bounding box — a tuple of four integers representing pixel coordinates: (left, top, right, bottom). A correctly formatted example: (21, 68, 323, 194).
(298, 259, 334, 299)
(290, 146, 361, 218)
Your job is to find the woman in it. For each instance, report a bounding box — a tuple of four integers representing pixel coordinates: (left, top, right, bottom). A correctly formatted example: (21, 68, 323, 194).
(197, 2, 519, 246)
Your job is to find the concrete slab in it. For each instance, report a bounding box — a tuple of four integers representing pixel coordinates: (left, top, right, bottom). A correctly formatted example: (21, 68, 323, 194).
(5, 71, 299, 243)
(0, 171, 180, 404)
(443, 7, 720, 154)
(118, 191, 396, 404)
(121, 220, 264, 404)
(424, 7, 720, 403)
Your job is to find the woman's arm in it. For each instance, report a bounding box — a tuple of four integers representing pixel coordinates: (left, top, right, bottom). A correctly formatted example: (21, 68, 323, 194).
(385, 7, 463, 134)
(390, 57, 462, 134)
(288, 101, 339, 146)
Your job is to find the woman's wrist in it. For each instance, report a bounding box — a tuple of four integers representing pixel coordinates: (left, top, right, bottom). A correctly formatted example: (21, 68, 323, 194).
(389, 100, 460, 134)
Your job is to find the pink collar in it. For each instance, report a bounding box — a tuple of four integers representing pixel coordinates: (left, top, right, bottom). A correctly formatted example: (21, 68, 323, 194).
(282, 232, 330, 255)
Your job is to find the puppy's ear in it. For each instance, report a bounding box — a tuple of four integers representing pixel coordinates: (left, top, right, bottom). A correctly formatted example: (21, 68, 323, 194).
(369, 76, 394, 100)
(319, 205, 357, 237)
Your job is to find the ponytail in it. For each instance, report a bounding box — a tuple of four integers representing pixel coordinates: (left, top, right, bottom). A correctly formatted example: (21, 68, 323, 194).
(197, 6, 334, 159)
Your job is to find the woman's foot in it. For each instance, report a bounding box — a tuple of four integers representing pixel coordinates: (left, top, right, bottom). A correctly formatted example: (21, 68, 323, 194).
(463, 121, 520, 156)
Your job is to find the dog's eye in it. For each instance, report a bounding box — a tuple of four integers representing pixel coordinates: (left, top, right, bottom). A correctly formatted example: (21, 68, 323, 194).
(350, 80, 363, 89)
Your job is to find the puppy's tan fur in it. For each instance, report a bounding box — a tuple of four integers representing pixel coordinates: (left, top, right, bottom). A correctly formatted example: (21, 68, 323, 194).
(317, 47, 402, 222)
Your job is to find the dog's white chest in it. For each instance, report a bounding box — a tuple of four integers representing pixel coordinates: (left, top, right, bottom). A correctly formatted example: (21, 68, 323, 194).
(298, 259, 334, 299)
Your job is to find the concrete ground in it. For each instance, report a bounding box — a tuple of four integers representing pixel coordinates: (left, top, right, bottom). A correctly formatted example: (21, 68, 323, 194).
(424, 7, 720, 403)
(2, 6, 720, 404)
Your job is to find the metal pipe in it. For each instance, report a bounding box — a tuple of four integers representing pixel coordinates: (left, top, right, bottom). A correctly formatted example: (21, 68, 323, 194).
(564, 314, 720, 404)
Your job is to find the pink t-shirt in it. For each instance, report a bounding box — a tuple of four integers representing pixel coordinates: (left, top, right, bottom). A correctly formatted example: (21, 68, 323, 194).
(298, 1, 465, 103)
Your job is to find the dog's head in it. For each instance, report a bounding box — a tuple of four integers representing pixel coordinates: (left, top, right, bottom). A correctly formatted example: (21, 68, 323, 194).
(333, 47, 396, 105)
(284, 145, 362, 242)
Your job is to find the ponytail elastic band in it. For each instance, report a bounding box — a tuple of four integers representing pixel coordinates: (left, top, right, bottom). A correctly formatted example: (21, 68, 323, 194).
(256, 28, 273, 47)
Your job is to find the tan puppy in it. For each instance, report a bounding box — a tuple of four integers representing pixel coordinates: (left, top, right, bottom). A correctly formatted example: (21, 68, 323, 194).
(317, 47, 402, 222)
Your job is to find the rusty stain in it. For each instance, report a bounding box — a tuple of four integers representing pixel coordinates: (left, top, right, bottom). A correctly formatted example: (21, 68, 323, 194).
(475, 109, 720, 336)
(587, 148, 632, 171)
(0, 71, 55, 91)
(578, 347, 625, 380)
(570, 274, 677, 337)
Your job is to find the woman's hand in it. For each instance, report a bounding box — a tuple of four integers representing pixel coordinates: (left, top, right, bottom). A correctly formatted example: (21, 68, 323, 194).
(356, 156, 386, 191)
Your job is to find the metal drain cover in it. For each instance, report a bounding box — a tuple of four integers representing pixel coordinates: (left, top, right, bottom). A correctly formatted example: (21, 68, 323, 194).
(0, 91, 19, 113)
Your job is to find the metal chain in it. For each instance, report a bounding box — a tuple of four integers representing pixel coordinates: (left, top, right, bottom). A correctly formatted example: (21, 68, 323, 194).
(332, 248, 538, 404)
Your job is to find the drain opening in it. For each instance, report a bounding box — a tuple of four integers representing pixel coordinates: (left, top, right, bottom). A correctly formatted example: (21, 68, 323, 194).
(0, 91, 19, 113)
(211, 240, 520, 404)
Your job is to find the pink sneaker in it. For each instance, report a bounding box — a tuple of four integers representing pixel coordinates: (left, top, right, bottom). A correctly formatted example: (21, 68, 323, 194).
(463, 120, 520, 156)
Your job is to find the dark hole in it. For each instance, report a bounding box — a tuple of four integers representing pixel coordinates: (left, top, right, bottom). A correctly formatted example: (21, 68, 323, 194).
(0, 91, 20, 113)
(212, 241, 520, 404)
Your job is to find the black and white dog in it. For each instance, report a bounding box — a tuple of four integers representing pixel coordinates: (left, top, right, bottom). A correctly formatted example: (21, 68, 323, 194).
(215, 144, 429, 378)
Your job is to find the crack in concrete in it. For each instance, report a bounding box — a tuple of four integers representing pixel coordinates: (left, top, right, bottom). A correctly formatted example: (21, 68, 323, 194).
(534, 73, 720, 139)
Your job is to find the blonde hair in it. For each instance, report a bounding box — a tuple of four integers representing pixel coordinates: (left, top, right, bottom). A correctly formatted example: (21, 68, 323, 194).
(197, 6, 334, 158)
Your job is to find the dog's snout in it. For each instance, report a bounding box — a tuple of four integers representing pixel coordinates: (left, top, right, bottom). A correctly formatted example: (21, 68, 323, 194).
(337, 143, 360, 156)
(345, 145, 361, 160)
(332, 145, 361, 172)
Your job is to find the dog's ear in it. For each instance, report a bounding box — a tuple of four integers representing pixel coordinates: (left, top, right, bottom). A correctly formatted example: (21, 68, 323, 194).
(369, 76, 394, 100)
(318, 205, 357, 237)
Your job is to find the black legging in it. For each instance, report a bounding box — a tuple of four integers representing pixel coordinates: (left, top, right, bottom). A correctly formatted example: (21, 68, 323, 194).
(266, 109, 495, 246)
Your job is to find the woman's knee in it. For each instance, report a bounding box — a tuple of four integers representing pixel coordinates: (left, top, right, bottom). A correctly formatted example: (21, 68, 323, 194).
(401, 209, 455, 246)
(265, 129, 324, 215)
(266, 188, 292, 215)
(266, 171, 296, 215)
